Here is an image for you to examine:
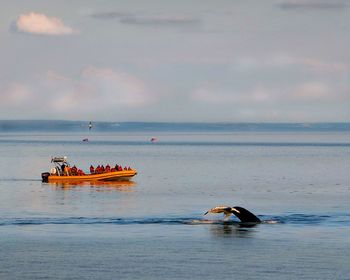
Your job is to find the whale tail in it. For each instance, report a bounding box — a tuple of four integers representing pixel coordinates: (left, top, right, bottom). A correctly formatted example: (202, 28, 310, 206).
(205, 205, 261, 223)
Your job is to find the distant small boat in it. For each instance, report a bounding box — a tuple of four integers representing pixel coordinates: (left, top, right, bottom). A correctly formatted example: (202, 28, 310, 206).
(150, 137, 157, 142)
(82, 138, 89, 142)
(88, 121, 93, 130)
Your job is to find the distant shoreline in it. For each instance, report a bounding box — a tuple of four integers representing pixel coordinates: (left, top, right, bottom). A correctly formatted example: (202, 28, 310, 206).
(1, 120, 350, 132)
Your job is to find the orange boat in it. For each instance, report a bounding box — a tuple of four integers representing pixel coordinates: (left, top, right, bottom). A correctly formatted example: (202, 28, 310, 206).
(41, 156, 137, 183)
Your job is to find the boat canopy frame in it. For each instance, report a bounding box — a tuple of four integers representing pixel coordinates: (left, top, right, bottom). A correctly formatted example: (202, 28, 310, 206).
(51, 156, 71, 176)
(51, 156, 69, 164)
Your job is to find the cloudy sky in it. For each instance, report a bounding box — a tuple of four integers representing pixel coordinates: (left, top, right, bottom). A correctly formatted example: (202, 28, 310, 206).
(0, 0, 349, 122)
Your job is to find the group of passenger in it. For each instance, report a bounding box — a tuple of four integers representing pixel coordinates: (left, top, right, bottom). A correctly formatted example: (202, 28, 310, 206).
(59, 163, 132, 176)
(90, 164, 132, 174)
(61, 164, 85, 176)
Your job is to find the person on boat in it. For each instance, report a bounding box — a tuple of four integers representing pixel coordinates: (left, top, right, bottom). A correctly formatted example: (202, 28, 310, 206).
(101, 165, 105, 173)
(111, 167, 116, 172)
(77, 169, 85, 176)
(71, 165, 78, 176)
(90, 165, 95, 174)
(118, 165, 123, 171)
(128, 166, 131, 170)
(64, 165, 70, 176)
(105, 164, 111, 173)
(95, 165, 101, 174)
(61, 163, 66, 175)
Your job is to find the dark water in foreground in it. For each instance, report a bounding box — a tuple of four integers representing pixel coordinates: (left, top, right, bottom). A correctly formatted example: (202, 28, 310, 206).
(0, 130, 350, 279)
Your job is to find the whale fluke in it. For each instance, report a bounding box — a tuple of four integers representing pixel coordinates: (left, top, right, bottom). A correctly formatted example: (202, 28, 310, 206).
(205, 206, 261, 223)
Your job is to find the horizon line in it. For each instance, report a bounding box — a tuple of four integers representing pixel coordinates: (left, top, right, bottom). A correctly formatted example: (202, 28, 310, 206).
(1, 119, 350, 124)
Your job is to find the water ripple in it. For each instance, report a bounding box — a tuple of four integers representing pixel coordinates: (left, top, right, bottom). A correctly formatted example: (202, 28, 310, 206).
(1, 213, 350, 227)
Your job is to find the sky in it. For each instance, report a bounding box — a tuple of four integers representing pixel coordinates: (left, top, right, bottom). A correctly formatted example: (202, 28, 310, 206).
(0, 0, 349, 122)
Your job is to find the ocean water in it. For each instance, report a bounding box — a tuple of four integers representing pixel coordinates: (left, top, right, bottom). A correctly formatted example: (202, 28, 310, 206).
(1, 127, 350, 279)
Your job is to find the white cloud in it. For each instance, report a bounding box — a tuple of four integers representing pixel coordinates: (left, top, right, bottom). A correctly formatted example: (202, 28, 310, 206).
(79, 66, 152, 107)
(292, 82, 330, 100)
(0, 67, 156, 119)
(235, 54, 348, 73)
(2, 83, 32, 104)
(279, 0, 348, 10)
(191, 86, 273, 104)
(16, 12, 75, 35)
(191, 87, 238, 104)
(190, 80, 337, 107)
(270, 54, 348, 72)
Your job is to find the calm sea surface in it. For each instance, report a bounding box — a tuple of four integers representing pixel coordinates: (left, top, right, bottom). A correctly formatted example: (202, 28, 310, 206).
(1, 130, 350, 279)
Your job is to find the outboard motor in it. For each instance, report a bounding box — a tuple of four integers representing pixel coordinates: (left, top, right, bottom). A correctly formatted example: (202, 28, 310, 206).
(41, 172, 50, 183)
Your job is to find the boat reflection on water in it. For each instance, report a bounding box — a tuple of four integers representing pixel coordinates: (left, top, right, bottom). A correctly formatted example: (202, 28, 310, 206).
(49, 180, 136, 192)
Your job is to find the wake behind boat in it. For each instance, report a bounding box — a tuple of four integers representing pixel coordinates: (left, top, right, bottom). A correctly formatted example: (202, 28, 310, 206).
(41, 157, 137, 183)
